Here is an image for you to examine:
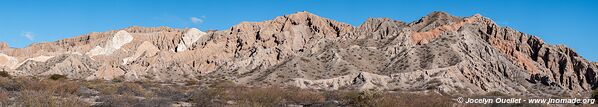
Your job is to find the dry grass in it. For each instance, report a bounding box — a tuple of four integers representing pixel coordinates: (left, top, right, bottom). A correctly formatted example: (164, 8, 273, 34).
(192, 82, 319, 106)
(117, 82, 147, 97)
(327, 90, 454, 107)
(54, 80, 81, 96)
(238, 86, 285, 106)
(18, 90, 56, 107)
(388, 92, 453, 107)
(184, 79, 199, 86)
(191, 81, 235, 106)
(0, 89, 9, 106)
(15, 78, 81, 96)
(284, 87, 326, 105)
(95, 94, 139, 107)
(152, 85, 188, 101)
(49, 74, 67, 80)
(18, 90, 89, 107)
(1, 76, 572, 107)
(85, 80, 119, 95)
(0, 77, 19, 91)
(592, 89, 598, 100)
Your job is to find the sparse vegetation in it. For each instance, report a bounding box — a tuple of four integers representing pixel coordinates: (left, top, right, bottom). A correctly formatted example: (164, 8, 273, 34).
(117, 82, 147, 96)
(0, 76, 586, 107)
(592, 89, 598, 100)
(111, 76, 125, 83)
(49, 74, 67, 80)
(184, 79, 199, 86)
(0, 71, 10, 78)
(486, 91, 507, 96)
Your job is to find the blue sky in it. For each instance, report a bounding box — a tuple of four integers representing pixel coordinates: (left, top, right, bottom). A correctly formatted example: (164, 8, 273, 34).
(0, 0, 596, 61)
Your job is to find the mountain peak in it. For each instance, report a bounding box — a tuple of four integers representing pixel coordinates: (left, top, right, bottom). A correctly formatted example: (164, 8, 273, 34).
(409, 11, 462, 32)
(425, 11, 453, 18)
(472, 13, 483, 18)
(420, 11, 462, 22)
(283, 11, 327, 22)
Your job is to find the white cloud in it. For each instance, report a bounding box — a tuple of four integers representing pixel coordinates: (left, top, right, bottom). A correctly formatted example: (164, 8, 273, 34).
(190, 16, 205, 24)
(22, 32, 35, 41)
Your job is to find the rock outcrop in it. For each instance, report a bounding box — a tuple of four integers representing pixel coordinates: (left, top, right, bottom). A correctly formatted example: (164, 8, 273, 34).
(0, 53, 18, 69)
(175, 28, 206, 52)
(0, 11, 595, 97)
(86, 30, 134, 57)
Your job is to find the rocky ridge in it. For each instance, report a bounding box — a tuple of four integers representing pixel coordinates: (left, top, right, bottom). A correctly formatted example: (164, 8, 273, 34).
(0, 11, 596, 97)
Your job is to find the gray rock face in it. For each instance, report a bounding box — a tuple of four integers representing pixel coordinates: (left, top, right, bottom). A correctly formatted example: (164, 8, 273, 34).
(16, 54, 100, 78)
(0, 11, 596, 97)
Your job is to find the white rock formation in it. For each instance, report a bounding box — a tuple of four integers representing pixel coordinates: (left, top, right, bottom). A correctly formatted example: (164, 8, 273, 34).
(13, 55, 55, 69)
(292, 72, 390, 90)
(175, 28, 206, 52)
(87, 30, 134, 57)
(0, 53, 18, 69)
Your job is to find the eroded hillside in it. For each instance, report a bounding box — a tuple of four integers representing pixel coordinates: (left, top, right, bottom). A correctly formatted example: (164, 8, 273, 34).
(0, 11, 596, 97)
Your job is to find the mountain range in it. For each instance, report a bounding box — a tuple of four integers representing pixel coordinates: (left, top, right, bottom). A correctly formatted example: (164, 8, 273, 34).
(0, 11, 596, 97)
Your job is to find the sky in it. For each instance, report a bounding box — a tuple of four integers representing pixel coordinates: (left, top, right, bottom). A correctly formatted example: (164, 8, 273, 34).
(0, 0, 596, 61)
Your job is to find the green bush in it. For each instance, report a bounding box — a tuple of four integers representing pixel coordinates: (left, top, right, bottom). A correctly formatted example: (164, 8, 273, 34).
(49, 74, 67, 80)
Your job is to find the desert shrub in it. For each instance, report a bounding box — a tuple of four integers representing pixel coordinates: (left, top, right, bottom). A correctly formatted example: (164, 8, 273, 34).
(209, 80, 236, 89)
(0, 89, 9, 106)
(592, 89, 598, 100)
(112, 76, 125, 83)
(135, 97, 173, 107)
(0, 77, 20, 91)
(18, 90, 56, 107)
(239, 87, 285, 107)
(339, 90, 382, 107)
(54, 80, 81, 96)
(117, 82, 147, 96)
(191, 80, 241, 106)
(17, 78, 81, 96)
(84, 79, 119, 95)
(330, 90, 453, 107)
(96, 95, 172, 107)
(97, 84, 119, 95)
(153, 86, 188, 101)
(49, 74, 67, 80)
(0, 71, 10, 78)
(20, 79, 59, 92)
(392, 92, 453, 107)
(191, 87, 227, 106)
(58, 95, 91, 107)
(94, 94, 140, 107)
(185, 80, 199, 86)
(285, 87, 325, 105)
(485, 91, 508, 97)
(95, 95, 172, 107)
